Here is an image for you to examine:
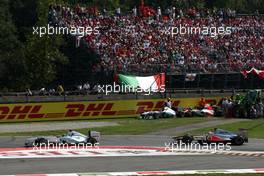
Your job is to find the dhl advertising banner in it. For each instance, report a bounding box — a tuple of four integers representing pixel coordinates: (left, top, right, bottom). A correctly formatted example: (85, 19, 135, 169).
(0, 97, 221, 122)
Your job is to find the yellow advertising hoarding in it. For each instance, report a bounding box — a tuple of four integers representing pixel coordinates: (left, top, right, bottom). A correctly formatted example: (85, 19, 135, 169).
(0, 97, 221, 122)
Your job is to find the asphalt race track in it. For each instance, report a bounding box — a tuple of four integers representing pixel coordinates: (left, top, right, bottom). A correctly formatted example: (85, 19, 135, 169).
(0, 135, 264, 175)
(0, 135, 264, 151)
(1, 155, 264, 175)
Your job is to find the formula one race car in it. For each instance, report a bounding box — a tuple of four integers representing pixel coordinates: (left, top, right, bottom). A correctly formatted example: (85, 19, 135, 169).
(172, 128, 248, 146)
(139, 107, 176, 119)
(25, 130, 100, 147)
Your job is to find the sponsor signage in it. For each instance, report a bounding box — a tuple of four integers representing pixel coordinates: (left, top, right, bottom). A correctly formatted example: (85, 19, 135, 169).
(0, 97, 220, 122)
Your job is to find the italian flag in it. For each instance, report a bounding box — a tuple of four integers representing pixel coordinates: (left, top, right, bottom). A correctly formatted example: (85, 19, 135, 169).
(241, 68, 264, 79)
(115, 73, 165, 91)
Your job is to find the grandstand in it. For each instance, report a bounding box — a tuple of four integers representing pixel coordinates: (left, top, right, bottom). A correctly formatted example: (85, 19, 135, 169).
(49, 4, 264, 75)
(1, 0, 264, 92)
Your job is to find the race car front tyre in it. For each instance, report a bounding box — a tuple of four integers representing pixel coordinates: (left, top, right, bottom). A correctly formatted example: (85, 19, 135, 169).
(35, 138, 48, 146)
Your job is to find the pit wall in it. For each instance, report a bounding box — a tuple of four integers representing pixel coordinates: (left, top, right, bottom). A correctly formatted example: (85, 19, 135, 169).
(0, 97, 221, 122)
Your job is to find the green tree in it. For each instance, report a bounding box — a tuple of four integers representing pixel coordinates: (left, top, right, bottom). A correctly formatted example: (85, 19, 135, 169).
(59, 37, 98, 86)
(0, 0, 67, 90)
(0, 0, 28, 91)
(23, 0, 67, 89)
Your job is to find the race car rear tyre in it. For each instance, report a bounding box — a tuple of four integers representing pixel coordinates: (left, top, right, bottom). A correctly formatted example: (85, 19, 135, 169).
(232, 136, 244, 145)
(182, 135, 193, 144)
(88, 137, 97, 146)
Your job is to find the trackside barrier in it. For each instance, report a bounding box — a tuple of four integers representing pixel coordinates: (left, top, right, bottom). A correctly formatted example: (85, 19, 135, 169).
(0, 97, 221, 122)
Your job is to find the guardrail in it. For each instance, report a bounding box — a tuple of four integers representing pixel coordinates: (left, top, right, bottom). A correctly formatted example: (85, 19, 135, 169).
(0, 89, 261, 103)
(0, 88, 258, 96)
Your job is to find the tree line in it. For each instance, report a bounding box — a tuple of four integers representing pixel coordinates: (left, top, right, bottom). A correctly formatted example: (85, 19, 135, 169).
(0, 0, 97, 91)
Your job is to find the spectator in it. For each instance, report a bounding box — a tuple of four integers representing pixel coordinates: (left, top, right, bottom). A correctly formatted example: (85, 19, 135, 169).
(157, 6, 162, 19)
(250, 105, 257, 118)
(116, 7, 121, 16)
(26, 88, 33, 96)
(165, 98, 172, 108)
(133, 6, 137, 17)
(57, 85, 64, 96)
(227, 99, 234, 118)
(222, 97, 229, 117)
(199, 97, 206, 108)
(256, 102, 264, 118)
(39, 88, 46, 96)
(83, 83, 90, 90)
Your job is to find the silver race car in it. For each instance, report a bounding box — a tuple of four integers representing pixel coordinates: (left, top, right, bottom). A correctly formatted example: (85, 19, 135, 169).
(25, 130, 100, 147)
(139, 107, 176, 119)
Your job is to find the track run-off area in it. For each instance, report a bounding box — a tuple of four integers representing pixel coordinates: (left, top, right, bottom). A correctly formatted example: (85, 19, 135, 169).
(0, 118, 264, 175)
(0, 136, 264, 175)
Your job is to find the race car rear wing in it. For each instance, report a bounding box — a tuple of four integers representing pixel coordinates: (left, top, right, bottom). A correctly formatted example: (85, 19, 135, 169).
(88, 130, 101, 142)
(238, 128, 248, 142)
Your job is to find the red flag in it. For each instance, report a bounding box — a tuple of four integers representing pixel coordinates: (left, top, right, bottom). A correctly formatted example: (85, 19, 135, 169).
(241, 68, 264, 79)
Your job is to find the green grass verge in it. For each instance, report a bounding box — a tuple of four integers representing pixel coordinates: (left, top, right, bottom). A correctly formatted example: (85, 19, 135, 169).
(185, 119, 264, 139)
(0, 117, 208, 136)
(90, 117, 209, 135)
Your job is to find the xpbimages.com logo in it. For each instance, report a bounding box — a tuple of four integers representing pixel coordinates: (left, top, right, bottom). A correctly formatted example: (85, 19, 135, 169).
(97, 82, 165, 95)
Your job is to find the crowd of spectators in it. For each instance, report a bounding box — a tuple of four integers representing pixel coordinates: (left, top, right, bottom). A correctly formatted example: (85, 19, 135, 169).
(48, 4, 264, 74)
(221, 97, 264, 118)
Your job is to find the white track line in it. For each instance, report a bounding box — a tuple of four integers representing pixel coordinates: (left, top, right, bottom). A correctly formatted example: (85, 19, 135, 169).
(0, 148, 207, 159)
(2, 168, 264, 176)
(1, 146, 264, 159)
